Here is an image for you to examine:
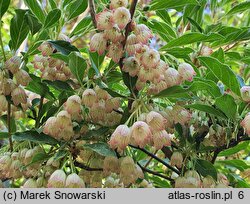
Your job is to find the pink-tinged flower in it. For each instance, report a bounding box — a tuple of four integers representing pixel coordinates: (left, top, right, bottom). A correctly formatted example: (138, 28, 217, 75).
(202, 176, 216, 188)
(122, 57, 140, 77)
(43, 117, 59, 137)
(48, 58, 64, 70)
(113, 7, 131, 30)
(4, 56, 22, 74)
(23, 179, 37, 188)
(65, 173, 85, 188)
(138, 67, 155, 82)
(0, 95, 8, 113)
(164, 68, 181, 87)
(47, 170, 66, 188)
(14, 69, 31, 86)
(134, 24, 153, 44)
(0, 155, 12, 172)
(170, 152, 183, 168)
(135, 45, 149, 60)
(1, 79, 16, 96)
(135, 80, 146, 91)
(154, 80, 169, 93)
(11, 87, 27, 106)
(38, 42, 54, 56)
(82, 89, 97, 107)
(140, 49, 160, 69)
(200, 46, 213, 56)
(95, 10, 114, 30)
(110, 0, 128, 9)
(103, 156, 120, 176)
(105, 97, 121, 113)
(152, 68, 165, 83)
(104, 25, 124, 43)
(178, 63, 196, 82)
(126, 44, 141, 56)
(152, 130, 171, 150)
(109, 125, 131, 151)
(107, 43, 123, 63)
(217, 173, 229, 186)
(131, 121, 152, 148)
(158, 60, 169, 71)
(90, 33, 107, 55)
(127, 34, 138, 45)
(173, 106, 191, 125)
(57, 111, 72, 129)
(241, 113, 250, 135)
(94, 86, 111, 101)
(146, 111, 166, 131)
(240, 86, 250, 103)
(64, 95, 81, 117)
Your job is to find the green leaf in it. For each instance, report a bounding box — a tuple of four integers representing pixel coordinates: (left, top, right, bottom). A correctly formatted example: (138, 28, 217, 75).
(25, 12, 42, 35)
(154, 85, 190, 98)
(44, 80, 74, 93)
(70, 16, 93, 37)
(44, 9, 61, 29)
(185, 104, 227, 118)
(83, 127, 110, 140)
(9, 9, 30, 51)
(83, 142, 116, 157)
(68, 52, 87, 84)
(67, 0, 88, 21)
(103, 88, 127, 98)
(147, 20, 176, 42)
(162, 33, 224, 48)
(215, 94, 237, 119)
(26, 74, 55, 100)
(198, 56, 241, 96)
(13, 130, 59, 145)
(155, 9, 172, 25)
(0, 0, 10, 18)
(150, 0, 198, 10)
(218, 141, 250, 157)
(195, 159, 217, 180)
(24, 0, 45, 23)
(88, 50, 105, 75)
(50, 53, 69, 63)
(0, 132, 8, 139)
(216, 160, 250, 172)
(186, 17, 203, 33)
(48, 0, 57, 9)
(161, 47, 194, 58)
(48, 40, 79, 55)
(29, 152, 50, 166)
(0, 115, 17, 133)
(226, 2, 250, 16)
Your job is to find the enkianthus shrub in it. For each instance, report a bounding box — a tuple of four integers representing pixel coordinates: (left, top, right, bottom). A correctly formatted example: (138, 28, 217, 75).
(0, 0, 250, 188)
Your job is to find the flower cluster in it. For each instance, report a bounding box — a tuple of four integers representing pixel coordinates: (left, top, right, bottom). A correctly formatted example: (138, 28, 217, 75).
(47, 170, 85, 188)
(109, 111, 171, 151)
(32, 42, 72, 81)
(82, 87, 122, 126)
(103, 156, 144, 186)
(241, 113, 250, 135)
(0, 57, 30, 113)
(175, 170, 229, 188)
(0, 146, 43, 180)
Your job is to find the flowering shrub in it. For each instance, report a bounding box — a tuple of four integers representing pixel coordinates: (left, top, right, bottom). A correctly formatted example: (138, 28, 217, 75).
(0, 0, 250, 188)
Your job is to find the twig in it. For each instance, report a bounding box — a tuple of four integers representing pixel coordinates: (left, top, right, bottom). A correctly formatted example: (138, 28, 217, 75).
(211, 129, 249, 163)
(88, 0, 97, 29)
(137, 162, 174, 182)
(35, 96, 44, 128)
(7, 102, 13, 152)
(74, 161, 103, 171)
(129, 144, 180, 175)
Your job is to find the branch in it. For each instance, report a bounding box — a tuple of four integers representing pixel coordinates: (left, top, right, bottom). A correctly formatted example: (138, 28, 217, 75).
(35, 96, 44, 128)
(74, 161, 103, 171)
(137, 162, 174, 182)
(129, 144, 180, 175)
(88, 0, 97, 29)
(211, 129, 249, 163)
(7, 102, 13, 152)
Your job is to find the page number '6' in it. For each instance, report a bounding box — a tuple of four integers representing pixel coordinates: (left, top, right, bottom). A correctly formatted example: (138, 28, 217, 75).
(238, 191, 244, 199)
